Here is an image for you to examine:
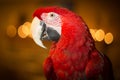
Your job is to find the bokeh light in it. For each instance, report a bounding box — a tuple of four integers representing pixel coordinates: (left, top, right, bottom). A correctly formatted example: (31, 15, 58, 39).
(18, 22, 31, 38)
(104, 32, 114, 44)
(18, 25, 27, 38)
(6, 25, 17, 37)
(89, 29, 97, 40)
(23, 22, 32, 38)
(95, 29, 105, 42)
(22, 25, 29, 36)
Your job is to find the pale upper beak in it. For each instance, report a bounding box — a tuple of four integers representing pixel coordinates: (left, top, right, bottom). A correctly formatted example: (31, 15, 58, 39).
(31, 17, 60, 48)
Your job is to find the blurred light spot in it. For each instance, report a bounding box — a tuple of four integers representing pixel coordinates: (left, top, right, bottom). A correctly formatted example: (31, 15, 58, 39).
(24, 22, 31, 27)
(104, 32, 113, 44)
(90, 29, 97, 41)
(23, 22, 31, 38)
(18, 26, 27, 38)
(18, 22, 32, 38)
(6, 25, 16, 37)
(22, 25, 29, 36)
(95, 29, 105, 42)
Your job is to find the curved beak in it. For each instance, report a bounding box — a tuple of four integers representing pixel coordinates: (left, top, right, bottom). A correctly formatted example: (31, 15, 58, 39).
(31, 17, 60, 48)
(31, 17, 46, 48)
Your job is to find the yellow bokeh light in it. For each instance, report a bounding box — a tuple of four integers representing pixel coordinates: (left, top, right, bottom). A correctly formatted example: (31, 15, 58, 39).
(22, 25, 30, 36)
(18, 26, 27, 38)
(6, 25, 17, 37)
(24, 22, 31, 27)
(90, 29, 97, 40)
(95, 29, 105, 42)
(23, 22, 31, 32)
(18, 22, 31, 39)
(22, 22, 31, 38)
(104, 32, 113, 44)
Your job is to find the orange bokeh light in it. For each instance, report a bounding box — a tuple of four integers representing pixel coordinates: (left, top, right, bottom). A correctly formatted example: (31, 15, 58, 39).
(104, 32, 113, 44)
(6, 25, 17, 37)
(95, 29, 105, 42)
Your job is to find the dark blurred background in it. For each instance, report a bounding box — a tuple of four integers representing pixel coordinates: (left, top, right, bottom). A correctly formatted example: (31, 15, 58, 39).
(0, 0, 120, 80)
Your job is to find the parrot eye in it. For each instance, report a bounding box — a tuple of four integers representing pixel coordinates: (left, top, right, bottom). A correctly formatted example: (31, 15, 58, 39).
(41, 12, 62, 28)
(48, 12, 56, 18)
(46, 12, 57, 20)
(50, 13, 54, 17)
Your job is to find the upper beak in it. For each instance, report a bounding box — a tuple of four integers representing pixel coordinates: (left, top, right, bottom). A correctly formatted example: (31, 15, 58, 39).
(31, 17, 46, 48)
(31, 17, 60, 48)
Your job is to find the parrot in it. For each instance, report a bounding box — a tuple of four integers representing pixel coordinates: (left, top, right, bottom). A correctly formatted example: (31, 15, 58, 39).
(31, 6, 114, 80)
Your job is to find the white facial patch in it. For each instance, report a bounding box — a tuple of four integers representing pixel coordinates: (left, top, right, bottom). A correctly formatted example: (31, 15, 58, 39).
(41, 12, 62, 35)
(31, 17, 46, 48)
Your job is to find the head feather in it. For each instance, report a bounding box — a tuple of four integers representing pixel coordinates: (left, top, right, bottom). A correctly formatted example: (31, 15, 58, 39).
(33, 6, 73, 19)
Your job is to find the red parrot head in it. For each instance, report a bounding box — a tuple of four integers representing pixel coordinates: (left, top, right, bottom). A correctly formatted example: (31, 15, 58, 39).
(31, 6, 94, 49)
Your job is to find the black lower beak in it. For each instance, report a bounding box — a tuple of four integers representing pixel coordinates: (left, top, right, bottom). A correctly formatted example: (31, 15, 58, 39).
(40, 21, 60, 42)
(46, 27, 60, 41)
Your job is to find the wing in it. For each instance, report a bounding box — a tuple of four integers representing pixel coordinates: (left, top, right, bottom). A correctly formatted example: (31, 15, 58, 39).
(85, 50, 104, 79)
(85, 51, 114, 80)
(43, 57, 57, 80)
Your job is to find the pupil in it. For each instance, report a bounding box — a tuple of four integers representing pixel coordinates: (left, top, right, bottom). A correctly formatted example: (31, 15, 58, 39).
(50, 14, 54, 17)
